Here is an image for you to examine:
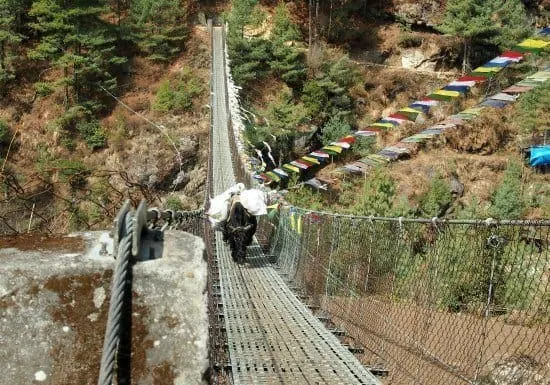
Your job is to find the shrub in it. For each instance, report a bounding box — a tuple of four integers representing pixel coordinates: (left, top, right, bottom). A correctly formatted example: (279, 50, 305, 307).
(490, 162, 525, 219)
(352, 136, 376, 157)
(229, 37, 273, 88)
(53, 158, 90, 189)
(165, 195, 183, 211)
(419, 175, 453, 217)
(320, 115, 351, 145)
(353, 169, 397, 216)
(153, 66, 203, 113)
(301, 79, 329, 117)
(77, 120, 107, 150)
(34, 82, 54, 97)
(265, 88, 308, 133)
(0, 119, 10, 145)
(398, 33, 423, 48)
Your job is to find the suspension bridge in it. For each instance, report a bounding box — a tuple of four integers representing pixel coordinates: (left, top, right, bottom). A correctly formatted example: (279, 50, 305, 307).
(208, 25, 381, 384)
(84, 24, 550, 385)
(2, 23, 549, 385)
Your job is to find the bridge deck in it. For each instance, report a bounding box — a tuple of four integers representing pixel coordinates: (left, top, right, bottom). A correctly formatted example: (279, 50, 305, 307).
(211, 26, 380, 385)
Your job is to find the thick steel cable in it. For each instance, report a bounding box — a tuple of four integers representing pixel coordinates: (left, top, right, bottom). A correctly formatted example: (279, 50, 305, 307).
(97, 211, 134, 385)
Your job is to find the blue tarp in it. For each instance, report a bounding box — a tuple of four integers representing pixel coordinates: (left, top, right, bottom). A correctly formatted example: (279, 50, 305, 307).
(443, 85, 470, 93)
(530, 146, 550, 167)
(539, 27, 550, 36)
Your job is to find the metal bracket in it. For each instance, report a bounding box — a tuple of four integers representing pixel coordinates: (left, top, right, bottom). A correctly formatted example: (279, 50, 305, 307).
(132, 199, 147, 257)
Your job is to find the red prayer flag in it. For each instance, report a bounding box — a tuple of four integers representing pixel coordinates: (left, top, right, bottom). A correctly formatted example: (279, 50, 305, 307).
(340, 136, 356, 144)
(457, 75, 487, 83)
(500, 50, 524, 59)
(388, 113, 412, 121)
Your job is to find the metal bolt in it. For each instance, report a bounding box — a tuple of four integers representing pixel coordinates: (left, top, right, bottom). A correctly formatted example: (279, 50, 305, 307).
(99, 242, 108, 256)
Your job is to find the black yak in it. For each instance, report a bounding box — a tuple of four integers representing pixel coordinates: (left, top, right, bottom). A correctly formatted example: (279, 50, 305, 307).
(222, 196, 257, 264)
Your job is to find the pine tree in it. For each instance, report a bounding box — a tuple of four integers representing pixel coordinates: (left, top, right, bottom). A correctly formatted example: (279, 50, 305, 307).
(0, 0, 24, 89)
(129, 0, 189, 62)
(439, 0, 497, 73)
(271, 2, 300, 42)
(489, 0, 532, 49)
(490, 162, 525, 219)
(227, 0, 258, 41)
(439, 0, 531, 73)
(29, 0, 125, 110)
(355, 170, 397, 216)
(269, 2, 306, 89)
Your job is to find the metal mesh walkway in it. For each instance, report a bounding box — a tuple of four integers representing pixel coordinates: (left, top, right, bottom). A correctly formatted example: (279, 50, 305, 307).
(211, 26, 380, 385)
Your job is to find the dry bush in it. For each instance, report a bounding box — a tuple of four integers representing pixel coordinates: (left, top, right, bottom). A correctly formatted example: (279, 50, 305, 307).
(444, 108, 519, 155)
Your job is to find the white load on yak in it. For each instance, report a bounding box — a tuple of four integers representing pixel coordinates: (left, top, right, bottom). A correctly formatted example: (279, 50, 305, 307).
(207, 183, 267, 228)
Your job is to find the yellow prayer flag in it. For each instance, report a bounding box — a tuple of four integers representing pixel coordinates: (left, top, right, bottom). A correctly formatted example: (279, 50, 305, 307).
(433, 89, 461, 98)
(517, 39, 550, 49)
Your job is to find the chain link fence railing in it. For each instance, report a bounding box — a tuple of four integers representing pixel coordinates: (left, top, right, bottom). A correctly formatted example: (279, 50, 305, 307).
(265, 207, 550, 385)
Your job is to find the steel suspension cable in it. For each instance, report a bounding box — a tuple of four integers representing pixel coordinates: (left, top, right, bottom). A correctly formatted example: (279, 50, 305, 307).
(97, 212, 134, 385)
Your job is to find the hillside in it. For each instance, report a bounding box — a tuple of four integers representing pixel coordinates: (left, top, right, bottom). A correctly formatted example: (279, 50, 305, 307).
(226, 0, 550, 219)
(0, 0, 214, 234)
(0, 0, 549, 237)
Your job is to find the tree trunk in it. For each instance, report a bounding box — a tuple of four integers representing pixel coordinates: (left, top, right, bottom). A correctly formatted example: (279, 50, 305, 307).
(308, 0, 312, 48)
(462, 39, 470, 75)
(64, 66, 69, 109)
(0, 41, 5, 70)
(328, 0, 333, 41)
(315, 0, 319, 44)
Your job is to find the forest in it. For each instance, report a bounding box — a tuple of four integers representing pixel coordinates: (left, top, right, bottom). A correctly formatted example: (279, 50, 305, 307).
(0, 0, 210, 233)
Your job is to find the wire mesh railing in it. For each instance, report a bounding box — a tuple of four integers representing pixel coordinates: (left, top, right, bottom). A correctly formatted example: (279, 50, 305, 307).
(265, 207, 550, 385)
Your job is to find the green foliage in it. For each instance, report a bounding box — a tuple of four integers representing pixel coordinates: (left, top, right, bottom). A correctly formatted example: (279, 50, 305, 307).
(516, 80, 550, 135)
(0, 0, 25, 90)
(76, 120, 106, 150)
(439, 0, 499, 41)
(271, 2, 300, 42)
(34, 82, 54, 97)
(129, 0, 189, 62)
(301, 79, 329, 117)
(489, 0, 532, 49)
(35, 145, 89, 189)
(249, 7, 267, 28)
(301, 54, 360, 120)
(284, 185, 327, 211)
(229, 37, 273, 88)
(51, 106, 87, 132)
(439, 0, 531, 69)
(490, 162, 525, 219)
(353, 169, 397, 216)
(320, 115, 351, 145)
(352, 136, 376, 157)
(419, 175, 453, 217)
(153, 66, 203, 113)
(398, 33, 423, 48)
(265, 88, 308, 133)
(165, 195, 183, 211)
(28, 0, 125, 108)
(227, 1, 306, 90)
(457, 196, 487, 219)
(328, 55, 361, 90)
(226, 0, 258, 40)
(270, 41, 306, 89)
(0, 119, 10, 145)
